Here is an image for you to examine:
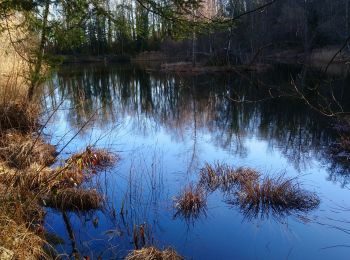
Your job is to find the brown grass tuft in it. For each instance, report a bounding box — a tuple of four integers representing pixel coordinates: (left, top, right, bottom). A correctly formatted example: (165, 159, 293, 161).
(233, 175, 320, 218)
(174, 184, 207, 220)
(0, 131, 57, 169)
(43, 188, 103, 212)
(125, 246, 183, 260)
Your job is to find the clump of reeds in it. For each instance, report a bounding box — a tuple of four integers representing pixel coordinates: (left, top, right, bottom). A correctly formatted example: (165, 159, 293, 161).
(198, 163, 222, 191)
(199, 163, 260, 192)
(0, 131, 57, 169)
(125, 246, 183, 260)
(232, 175, 320, 218)
(43, 188, 103, 212)
(64, 146, 117, 173)
(47, 147, 117, 191)
(198, 163, 320, 219)
(174, 184, 207, 220)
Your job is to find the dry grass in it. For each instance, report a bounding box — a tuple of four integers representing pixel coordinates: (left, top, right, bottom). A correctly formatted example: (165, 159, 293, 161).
(174, 185, 207, 220)
(0, 216, 48, 260)
(0, 14, 67, 259)
(125, 247, 183, 260)
(0, 182, 48, 259)
(43, 188, 103, 211)
(0, 15, 117, 256)
(0, 131, 57, 169)
(0, 15, 33, 103)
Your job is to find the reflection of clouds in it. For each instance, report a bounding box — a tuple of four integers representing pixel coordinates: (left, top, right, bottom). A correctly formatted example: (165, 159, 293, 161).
(45, 64, 347, 178)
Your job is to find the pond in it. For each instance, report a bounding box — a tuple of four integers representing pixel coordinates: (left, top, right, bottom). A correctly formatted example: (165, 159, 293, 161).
(43, 63, 350, 259)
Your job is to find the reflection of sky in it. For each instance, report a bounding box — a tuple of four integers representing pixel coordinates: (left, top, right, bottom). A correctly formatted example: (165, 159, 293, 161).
(43, 66, 350, 260)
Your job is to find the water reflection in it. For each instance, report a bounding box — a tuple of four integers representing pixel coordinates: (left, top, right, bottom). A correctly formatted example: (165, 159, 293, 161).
(46, 64, 349, 176)
(43, 64, 350, 259)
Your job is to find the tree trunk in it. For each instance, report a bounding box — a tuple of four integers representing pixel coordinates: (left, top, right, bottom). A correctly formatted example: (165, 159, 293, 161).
(192, 5, 196, 67)
(28, 0, 50, 101)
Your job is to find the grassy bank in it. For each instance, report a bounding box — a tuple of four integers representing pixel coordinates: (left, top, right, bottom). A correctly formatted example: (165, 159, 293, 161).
(0, 18, 118, 259)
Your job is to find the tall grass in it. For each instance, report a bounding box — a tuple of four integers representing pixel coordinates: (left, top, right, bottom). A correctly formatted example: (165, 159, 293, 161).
(0, 15, 40, 135)
(0, 15, 32, 102)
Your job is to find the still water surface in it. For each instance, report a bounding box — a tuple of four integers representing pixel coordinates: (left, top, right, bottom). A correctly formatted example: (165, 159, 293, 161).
(43, 64, 350, 259)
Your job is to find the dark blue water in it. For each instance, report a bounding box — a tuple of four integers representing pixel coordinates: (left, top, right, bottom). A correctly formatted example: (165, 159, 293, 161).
(43, 64, 350, 259)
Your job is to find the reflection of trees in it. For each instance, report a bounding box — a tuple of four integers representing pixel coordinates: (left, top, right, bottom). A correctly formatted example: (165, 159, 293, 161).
(48, 64, 350, 179)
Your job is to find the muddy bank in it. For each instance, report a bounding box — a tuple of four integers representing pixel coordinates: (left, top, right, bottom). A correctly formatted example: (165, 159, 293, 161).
(57, 54, 131, 64)
(159, 62, 273, 74)
(133, 46, 350, 75)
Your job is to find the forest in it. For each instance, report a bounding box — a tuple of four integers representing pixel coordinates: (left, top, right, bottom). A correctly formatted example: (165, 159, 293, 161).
(0, 0, 350, 259)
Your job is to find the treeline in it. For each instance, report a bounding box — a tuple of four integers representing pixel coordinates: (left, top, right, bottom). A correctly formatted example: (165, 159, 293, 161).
(2, 0, 349, 61)
(44, 0, 350, 60)
(47, 0, 173, 55)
